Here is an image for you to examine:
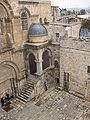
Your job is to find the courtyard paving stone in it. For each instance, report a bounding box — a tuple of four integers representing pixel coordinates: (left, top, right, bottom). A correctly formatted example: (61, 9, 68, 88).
(2, 88, 90, 120)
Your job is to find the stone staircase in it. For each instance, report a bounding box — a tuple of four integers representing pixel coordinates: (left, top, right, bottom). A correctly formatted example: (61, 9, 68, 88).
(16, 80, 35, 103)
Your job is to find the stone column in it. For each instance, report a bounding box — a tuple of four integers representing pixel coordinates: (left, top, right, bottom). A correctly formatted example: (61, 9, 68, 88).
(36, 60, 43, 75)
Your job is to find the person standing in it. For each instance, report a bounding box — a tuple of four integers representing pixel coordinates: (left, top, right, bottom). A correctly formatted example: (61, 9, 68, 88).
(44, 81, 48, 91)
(1, 97, 4, 107)
(5, 92, 9, 103)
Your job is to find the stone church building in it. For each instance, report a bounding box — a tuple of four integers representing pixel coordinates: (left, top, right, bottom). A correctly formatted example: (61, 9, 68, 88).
(0, 0, 90, 103)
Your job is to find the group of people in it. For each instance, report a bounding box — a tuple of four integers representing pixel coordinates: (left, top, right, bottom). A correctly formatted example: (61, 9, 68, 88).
(0, 92, 10, 107)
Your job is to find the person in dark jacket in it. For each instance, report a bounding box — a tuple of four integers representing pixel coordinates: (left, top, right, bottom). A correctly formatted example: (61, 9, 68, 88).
(5, 92, 9, 102)
(44, 81, 48, 91)
(1, 97, 4, 107)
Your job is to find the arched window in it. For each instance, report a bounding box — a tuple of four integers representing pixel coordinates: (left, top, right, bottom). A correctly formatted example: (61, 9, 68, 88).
(29, 53, 36, 75)
(40, 18, 42, 24)
(21, 11, 28, 30)
(54, 60, 59, 68)
(42, 50, 50, 70)
(44, 18, 47, 24)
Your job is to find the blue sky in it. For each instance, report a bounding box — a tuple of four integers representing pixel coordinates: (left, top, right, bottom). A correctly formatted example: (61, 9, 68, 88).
(53, 0, 90, 8)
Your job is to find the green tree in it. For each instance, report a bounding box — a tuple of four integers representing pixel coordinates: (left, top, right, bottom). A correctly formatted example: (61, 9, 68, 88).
(67, 10, 72, 15)
(78, 9, 86, 15)
(73, 10, 76, 14)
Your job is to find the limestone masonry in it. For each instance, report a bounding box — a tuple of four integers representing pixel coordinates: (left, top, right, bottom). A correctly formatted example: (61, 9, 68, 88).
(0, 1, 90, 118)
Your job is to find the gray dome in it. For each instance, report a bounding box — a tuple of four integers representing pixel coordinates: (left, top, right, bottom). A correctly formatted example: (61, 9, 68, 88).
(28, 23, 48, 36)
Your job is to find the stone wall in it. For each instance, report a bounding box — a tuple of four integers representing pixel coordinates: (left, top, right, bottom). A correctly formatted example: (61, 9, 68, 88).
(67, 23, 81, 38)
(9, 0, 52, 22)
(60, 38, 90, 96)
(37, 2, 52, 23)
(0, 0, 52, 99)
(10, 0, 52, 49)
(49, 24, 66, 42)
(30, 68, 55, 99)
(0, 50, 25, 98)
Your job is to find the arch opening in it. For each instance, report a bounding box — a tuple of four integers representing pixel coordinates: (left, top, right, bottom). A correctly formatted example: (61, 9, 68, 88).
(42, 50, 50, 70)
(0, 63, 18, 98)
(29, 53, 37, 75)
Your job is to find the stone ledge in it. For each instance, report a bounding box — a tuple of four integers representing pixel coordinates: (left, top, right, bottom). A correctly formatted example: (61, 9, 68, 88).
(69, 90, 84, 99)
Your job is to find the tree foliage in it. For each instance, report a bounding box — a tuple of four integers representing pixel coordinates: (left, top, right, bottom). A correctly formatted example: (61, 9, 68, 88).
(78, 9, 86, 15)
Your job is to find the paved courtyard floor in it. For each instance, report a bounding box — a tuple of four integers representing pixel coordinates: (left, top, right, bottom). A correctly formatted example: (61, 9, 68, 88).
(8, 88, 90, 120)
(0, 88, 90, 120)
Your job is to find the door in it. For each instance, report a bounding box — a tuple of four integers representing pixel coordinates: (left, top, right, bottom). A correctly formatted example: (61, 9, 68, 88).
(10, 78, 17, 97)
(64, 72, 69, 92)
(56, 78, 60, 84)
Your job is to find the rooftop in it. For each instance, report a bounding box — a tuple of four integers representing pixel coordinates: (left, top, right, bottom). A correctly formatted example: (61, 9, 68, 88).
(78, 14, 90, 20)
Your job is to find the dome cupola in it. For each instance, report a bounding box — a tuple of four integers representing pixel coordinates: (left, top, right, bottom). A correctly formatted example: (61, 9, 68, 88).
(28, 23, 48, 36)
(28, 23, 48, 43)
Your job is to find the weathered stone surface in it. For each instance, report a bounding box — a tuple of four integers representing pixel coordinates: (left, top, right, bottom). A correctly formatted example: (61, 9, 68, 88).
(7, 88, 90, 120)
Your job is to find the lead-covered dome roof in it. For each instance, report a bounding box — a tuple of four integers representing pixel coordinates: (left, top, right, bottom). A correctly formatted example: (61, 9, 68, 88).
(28, 23, 48, 36)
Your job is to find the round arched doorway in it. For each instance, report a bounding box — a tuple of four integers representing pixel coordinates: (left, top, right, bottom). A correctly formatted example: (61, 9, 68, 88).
(0, 64, 18, 98)
(29, 53, 37, 75)
(42, 50, 50, 70)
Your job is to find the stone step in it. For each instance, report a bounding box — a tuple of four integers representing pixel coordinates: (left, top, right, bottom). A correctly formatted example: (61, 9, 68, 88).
(23, 86, 33, 90)
(22, 91, 32, 95)
(21, 93, 30, 98)
(27, 81, 37, 85)
(25, 80, 35, 84)
(17, 96, 28, 102)
(22, 88, 33, 93)
(25, 81, 34, 85)
(19, 94, 29, 100)
(17, 91, 32, 103)
(24, 83, 34, 87)
(16, 80, 35, 103)
(23, 85, 34, 90)
(22, 87, 33, 91)
(21, 91, 30, 96)
(15, 98, 26, 105)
